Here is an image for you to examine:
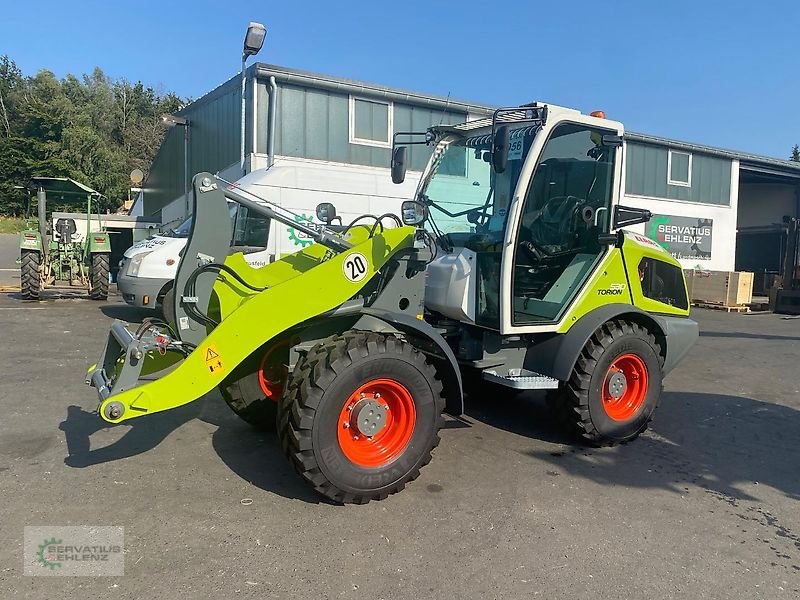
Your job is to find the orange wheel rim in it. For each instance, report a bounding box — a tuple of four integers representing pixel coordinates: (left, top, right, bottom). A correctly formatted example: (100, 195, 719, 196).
(602, 353, 649, 421)
(257, 341, 289, 402)
(337, 378, 416, 468)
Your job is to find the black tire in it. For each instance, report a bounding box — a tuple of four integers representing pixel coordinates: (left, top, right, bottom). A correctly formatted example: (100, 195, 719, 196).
(20, 251, 41, 300)
(277, 331, 445, 504)
(90, 253, 110, 300)
(218, 342, 288, 430)
(553, 320, 663, 445)
(159, 285, 174, 322)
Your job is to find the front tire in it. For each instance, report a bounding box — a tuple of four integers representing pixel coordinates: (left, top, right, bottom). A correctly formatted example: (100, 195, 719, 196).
(556, 320, 663, 444)
(218, 341, 288, 430)
(20, 251, 41, 300)
(277, 331, 445, 504)
(89, 253, 110, 300)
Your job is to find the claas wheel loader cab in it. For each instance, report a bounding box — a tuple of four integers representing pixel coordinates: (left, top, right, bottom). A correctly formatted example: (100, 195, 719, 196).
(86, 103, 698, 504)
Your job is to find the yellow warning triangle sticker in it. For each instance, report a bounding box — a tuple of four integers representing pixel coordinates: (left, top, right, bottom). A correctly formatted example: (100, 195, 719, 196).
(205, 347, 220, 362)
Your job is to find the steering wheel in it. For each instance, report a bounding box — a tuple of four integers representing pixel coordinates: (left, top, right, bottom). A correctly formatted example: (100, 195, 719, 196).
(518, 239, 550, 261)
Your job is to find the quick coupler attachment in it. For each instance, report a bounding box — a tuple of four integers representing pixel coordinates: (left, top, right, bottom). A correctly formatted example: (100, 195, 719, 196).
(86, 320, 188, 422)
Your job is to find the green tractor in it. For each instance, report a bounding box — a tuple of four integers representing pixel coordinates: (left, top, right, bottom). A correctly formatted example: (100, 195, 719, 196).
(20, 177, 111, 300)
(86, 103, 698, 503)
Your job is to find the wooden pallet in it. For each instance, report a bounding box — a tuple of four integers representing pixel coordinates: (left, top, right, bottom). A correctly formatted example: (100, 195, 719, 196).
(692, 301, 750, 313)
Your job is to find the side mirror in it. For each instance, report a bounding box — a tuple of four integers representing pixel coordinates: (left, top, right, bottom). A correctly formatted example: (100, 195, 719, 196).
(613, 205, 652, 229)
(315, 202, 337, 224)
(401, 200, 427, 226)
(391, 146, 408, 184)
(492, 125, 509, 173)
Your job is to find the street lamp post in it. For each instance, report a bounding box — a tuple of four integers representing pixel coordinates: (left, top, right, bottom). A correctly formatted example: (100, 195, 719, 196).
(240, 22, 266, 175)
(160, 114, 190, 215)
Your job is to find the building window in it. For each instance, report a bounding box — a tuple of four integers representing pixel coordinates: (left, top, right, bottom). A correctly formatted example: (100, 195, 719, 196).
(349, 96, 392, 148)
(667, 150, 692, 187)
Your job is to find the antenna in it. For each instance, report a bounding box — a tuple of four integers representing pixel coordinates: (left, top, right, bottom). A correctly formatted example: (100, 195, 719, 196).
(437, 91, 451, 125)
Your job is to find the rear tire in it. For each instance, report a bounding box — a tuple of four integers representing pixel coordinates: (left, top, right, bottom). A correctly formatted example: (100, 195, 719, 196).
(277, 331, 445, 504)
(554, 320, 663, 445)
(20, 251, 41, 300)
(219, 342, 289, 430)
(90, 253, 109, 300)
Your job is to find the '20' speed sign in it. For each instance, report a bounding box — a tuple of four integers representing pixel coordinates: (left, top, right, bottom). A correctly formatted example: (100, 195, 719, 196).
(342, 252, 368, 283)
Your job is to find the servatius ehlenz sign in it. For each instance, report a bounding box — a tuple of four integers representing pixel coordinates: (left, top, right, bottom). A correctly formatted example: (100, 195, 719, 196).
(647, 215, 713, 261)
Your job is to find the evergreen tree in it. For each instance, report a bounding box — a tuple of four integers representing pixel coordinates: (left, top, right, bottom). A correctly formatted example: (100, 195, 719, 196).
(0, 55, 185, 216)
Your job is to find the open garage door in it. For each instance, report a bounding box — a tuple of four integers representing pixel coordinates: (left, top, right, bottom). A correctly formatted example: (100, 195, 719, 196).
(736, 166, 799, 295)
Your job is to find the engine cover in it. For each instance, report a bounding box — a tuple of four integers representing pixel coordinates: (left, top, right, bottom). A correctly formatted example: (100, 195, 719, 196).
(424, 248, 477, 323)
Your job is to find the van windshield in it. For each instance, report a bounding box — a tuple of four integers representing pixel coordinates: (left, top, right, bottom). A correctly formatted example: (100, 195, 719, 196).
(171, 216, 193, 238)
(168, 203, 238, 238)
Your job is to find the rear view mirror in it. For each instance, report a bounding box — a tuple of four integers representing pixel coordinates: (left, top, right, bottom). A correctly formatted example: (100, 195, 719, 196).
(315, 202, 337, 224)
(391, 147, 408, 184)
(401, 200, 427, 226)
(613, 205, 652, 229)
(492, 125, 509, 173)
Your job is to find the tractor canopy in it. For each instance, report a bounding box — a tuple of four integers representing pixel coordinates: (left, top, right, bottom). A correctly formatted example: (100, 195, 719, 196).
(29, 177, 102, 202)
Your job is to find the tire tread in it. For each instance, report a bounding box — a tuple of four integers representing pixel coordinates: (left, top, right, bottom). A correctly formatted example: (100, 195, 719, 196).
(277, 330, 445, 504)
(554, 319, 664, 445)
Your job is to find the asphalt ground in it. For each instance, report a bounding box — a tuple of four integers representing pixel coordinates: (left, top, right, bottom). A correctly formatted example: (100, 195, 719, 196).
(0, 292, 798, 599)
(0, 234, 19, 287)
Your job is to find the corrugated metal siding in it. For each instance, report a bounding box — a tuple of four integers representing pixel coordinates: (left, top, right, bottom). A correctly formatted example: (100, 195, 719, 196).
(143, 85, 241, 215)
(265, 82, 466, 171)
(187, 87, 240, 176)
(142, 126, 183, 215)
(625, 142, 731, 205)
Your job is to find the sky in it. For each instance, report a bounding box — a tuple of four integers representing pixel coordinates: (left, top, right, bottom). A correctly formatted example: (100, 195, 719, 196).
(2, 0, 798, 158)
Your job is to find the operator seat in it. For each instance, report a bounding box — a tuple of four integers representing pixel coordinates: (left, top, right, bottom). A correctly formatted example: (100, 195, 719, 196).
(55, 218, 78, 243)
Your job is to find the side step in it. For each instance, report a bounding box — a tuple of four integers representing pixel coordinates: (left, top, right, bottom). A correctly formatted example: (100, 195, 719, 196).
(482, 368, 560, 390)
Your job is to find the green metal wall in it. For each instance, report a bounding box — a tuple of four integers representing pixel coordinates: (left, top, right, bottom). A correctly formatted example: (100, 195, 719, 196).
(625, 142, 732, 205)
(143, 79, 243, 216)
(259, 81, 467, 171)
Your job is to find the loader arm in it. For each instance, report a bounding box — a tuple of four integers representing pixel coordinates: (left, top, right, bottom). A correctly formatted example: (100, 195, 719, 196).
(88, 173, 416, 424)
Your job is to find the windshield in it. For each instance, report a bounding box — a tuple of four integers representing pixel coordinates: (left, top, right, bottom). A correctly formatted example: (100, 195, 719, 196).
(168, 203, 238, 238)
(419, 129, 536, 240)
(171, 216, 193, 238)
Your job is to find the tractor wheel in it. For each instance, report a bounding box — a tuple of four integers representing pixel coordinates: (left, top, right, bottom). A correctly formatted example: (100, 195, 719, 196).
(89, 253, 110, 300)
(20, 251, 41, 300)
(556, 320, 663, 445)
(218, 341, 289, 430)
(277, 331, 445, 504)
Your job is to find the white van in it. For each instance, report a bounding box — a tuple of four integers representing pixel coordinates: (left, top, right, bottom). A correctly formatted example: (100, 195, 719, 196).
(117, 160, 417, 311)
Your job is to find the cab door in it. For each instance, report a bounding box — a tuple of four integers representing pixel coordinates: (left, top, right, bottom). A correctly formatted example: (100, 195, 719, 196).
(501, 118, 624, 332)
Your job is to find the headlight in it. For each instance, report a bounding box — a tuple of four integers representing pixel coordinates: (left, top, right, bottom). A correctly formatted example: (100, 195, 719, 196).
(126, 252, 152, 277)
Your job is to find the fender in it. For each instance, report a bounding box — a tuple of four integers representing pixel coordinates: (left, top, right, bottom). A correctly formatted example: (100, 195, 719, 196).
(87, 233, 111, 253)
(523, 303, 695, 382)
(358, 308, 464, 416)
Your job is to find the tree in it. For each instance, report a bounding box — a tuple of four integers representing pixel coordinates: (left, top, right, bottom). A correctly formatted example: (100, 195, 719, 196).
(0, 55, 185, 216)
(791, 144, 800, 162)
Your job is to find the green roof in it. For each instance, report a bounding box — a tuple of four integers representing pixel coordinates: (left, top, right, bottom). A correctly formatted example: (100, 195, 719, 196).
(30, 177, 102, 198)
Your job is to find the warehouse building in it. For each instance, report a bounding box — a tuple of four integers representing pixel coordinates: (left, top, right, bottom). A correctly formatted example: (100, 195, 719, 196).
(138, 63, 492, 226)
(138, 63, 800, 292)
(621, 133, 800, 291)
